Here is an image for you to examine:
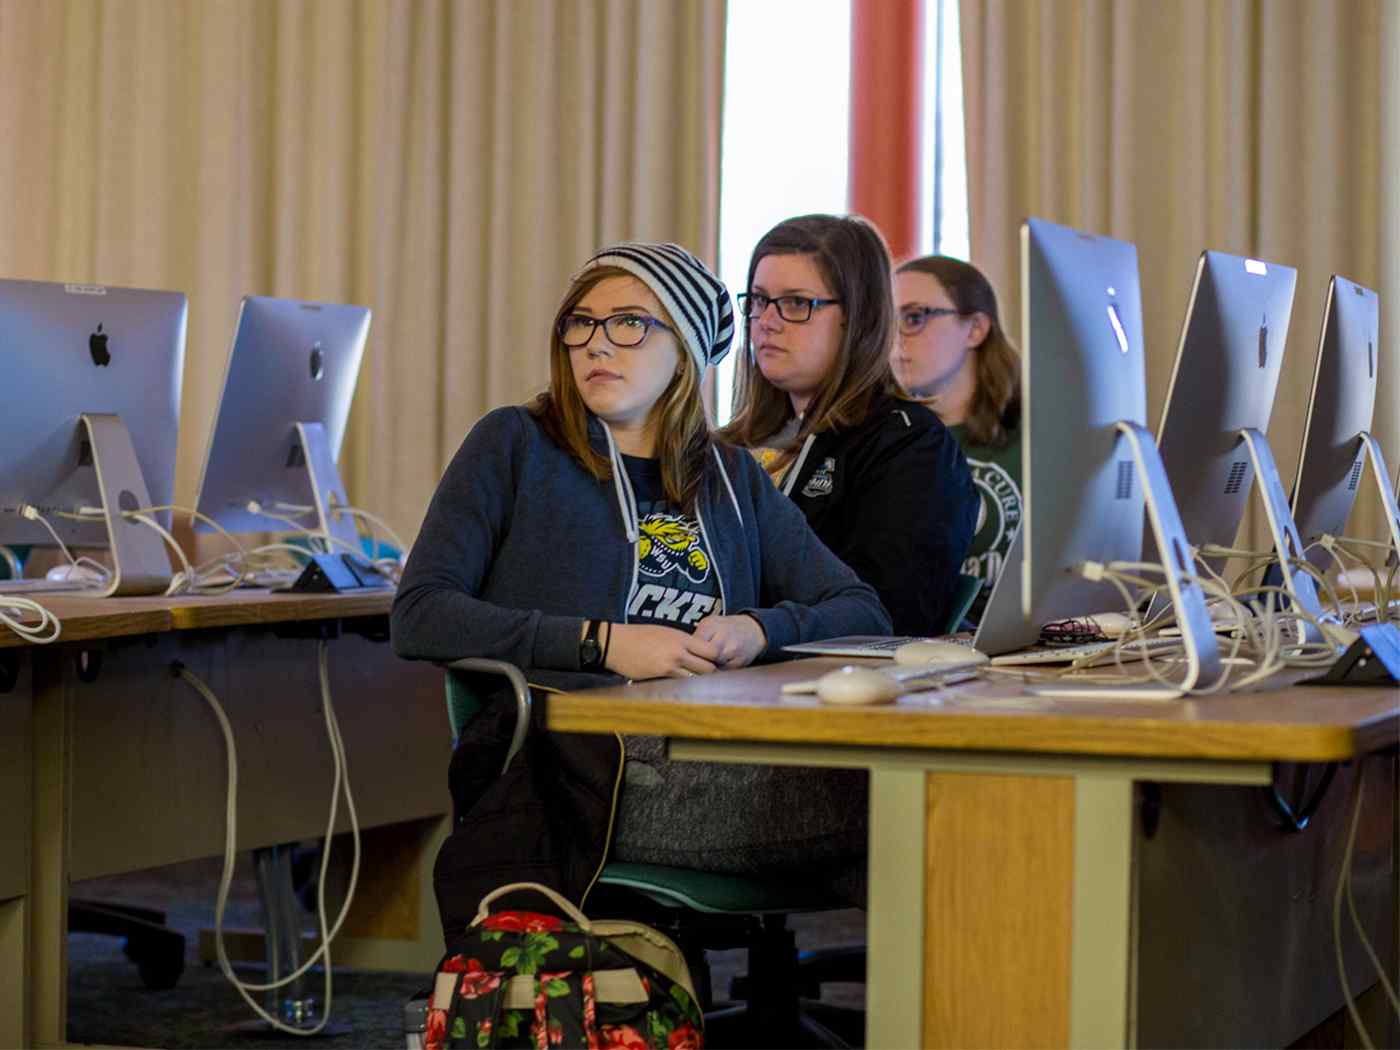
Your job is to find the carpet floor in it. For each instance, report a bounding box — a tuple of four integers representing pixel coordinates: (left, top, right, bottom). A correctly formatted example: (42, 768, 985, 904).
(66, 853, 866, 1049)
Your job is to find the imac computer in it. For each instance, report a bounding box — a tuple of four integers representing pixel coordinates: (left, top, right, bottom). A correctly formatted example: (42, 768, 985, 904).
(1149, 251, 1327, 636)
(0, 278, 187, 595)
(1020, 218, 1224, 697)
(193, 295, 372, 553)
(1155, 251, 1297, 563)
(1288, 277, 1399, 567)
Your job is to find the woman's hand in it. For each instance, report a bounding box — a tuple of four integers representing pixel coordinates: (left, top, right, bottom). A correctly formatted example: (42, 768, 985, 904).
(692, 614, 768, 669)
(604, 623, 722, 680)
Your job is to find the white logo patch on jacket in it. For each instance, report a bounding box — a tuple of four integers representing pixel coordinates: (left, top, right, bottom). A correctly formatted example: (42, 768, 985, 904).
(802, 457, 836, 498)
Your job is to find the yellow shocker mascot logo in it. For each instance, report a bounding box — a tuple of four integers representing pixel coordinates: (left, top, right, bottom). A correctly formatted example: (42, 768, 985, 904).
(637, 513, 711, 585)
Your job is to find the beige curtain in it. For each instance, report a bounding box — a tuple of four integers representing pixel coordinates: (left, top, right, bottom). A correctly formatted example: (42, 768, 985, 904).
(961, 0, 1398, 552)
(0, 0, 725, 544)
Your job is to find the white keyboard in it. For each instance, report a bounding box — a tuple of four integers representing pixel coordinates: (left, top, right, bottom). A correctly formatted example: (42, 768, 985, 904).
(991, 637, 1183, 667)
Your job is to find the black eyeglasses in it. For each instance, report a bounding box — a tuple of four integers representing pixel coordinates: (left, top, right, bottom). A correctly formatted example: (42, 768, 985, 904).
(737, 292, 842, 323)
(558, 312, 674, 349)
(899, 306, 963, 336)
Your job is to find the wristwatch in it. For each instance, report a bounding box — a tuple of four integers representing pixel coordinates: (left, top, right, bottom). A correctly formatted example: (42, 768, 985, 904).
(579, 619, 605, 671)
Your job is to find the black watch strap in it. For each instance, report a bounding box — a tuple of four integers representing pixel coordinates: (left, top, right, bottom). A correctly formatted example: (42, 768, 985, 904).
(579, 619, 605, 671)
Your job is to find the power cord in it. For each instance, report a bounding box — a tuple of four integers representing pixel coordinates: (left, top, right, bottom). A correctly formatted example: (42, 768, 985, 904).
(172, 639, 362, 1035)
(0, 595, 61, 644)
(1333, 755, 1400, 1048)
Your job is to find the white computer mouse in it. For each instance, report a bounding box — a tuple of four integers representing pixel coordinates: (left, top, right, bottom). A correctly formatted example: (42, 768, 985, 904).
(816, 666, 903, 706)
(45, 563, 107, 584)
(893, 640, 990, 667)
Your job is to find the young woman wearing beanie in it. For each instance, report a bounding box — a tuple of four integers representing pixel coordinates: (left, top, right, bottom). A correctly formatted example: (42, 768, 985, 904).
(892, 255, 1022, 621)
(392, 242, 889, 937)
(721, 215, 977, 637)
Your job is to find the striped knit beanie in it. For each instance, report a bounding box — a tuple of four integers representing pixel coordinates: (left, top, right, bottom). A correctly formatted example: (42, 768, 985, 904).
(581, 242, 734, 371)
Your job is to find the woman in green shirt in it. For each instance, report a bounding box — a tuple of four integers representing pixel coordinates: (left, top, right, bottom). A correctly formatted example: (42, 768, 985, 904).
(892, 255, 1021, 621)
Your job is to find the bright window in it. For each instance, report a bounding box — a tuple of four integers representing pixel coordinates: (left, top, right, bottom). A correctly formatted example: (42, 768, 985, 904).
(715, 0, 852, 424)
(715, 0, 969, 423)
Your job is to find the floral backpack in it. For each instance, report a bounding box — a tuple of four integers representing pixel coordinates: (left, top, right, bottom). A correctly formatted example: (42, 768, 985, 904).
(424, 882, 704, 1050)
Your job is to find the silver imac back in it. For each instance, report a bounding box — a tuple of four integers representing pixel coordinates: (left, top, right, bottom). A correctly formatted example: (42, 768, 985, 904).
(1155, 251, 1297, 562)
(0, 278, 187, 547)
(1020, 218, 1148, 623)
(193, 296, 371, 536)
(1289, 276, 1379, 569)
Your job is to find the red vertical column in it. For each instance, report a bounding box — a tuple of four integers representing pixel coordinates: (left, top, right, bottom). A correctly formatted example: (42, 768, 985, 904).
(848, 0, 925, 262)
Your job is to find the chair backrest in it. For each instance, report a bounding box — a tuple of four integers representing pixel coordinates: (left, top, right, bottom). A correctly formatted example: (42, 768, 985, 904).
(443, 658, 533, 775)
(943, 573, 983, 634)
(444, 668, 484, 741)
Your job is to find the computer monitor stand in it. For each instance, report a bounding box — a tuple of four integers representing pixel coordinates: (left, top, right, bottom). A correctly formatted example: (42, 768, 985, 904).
(1031, 421, 1226, 700)
(80, 413, 174, 597)
(292, 422, 363, 554)
(1237, 427, 1326, 646)
(1357, 432, 1400, 565)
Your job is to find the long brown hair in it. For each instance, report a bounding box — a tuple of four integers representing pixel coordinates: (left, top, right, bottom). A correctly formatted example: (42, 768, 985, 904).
(529, 266, 713, 511)
(720, 214, 898, 450)
(896, 254, 1022, 448)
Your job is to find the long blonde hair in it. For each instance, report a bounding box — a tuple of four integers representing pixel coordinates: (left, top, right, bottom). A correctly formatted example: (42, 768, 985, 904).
(896, 254, 1021, 448)
(720, 214, 898, 451)
(529, 266, 714, 511)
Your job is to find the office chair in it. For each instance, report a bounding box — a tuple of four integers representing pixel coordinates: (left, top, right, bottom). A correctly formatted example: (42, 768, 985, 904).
(0, 547, 187, 989)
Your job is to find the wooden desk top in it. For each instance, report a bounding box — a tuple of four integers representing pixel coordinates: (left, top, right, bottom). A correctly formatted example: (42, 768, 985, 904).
(545, 658, 1400, 764)
(0, 589, 394, 649)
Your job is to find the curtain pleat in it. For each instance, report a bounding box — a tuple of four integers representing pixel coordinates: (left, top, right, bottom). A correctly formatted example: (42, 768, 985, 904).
(0, 0, 725, 543)
(962, 0, 1398, 549)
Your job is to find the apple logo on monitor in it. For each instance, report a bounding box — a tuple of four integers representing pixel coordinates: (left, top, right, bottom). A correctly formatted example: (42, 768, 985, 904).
(1258, 317, 1268, 369)
(89, 323, 111, 367)
(309, 342, 325, 381)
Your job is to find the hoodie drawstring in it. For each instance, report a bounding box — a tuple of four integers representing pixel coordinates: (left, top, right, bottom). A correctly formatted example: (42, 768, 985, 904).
(779, 433, 818, 497)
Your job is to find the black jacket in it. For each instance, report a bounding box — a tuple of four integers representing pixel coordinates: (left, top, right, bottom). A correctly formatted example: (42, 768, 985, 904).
(778, 394, 977, 636)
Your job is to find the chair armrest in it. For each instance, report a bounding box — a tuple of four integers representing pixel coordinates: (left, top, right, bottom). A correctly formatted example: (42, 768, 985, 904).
(444, 657, 532, 775)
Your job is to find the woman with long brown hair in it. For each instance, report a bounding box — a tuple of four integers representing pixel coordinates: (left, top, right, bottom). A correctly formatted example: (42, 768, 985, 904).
(722, 214, 977, 635)
(393, 242, 888, 931)
(893, 255, 1022, 618)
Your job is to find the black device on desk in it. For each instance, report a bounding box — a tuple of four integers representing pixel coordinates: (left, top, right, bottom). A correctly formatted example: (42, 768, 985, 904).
(281, 553, 393, 593)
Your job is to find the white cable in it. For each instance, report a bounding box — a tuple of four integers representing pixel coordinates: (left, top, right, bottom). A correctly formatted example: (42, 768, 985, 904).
(1332, 759, 1400, 1048)
(123, 513, 196, 596)
(0, 595, 62, 644)
(174, 639, 361, 1035)
(334, 505, 407, 560)
(19, 504, 81, 567)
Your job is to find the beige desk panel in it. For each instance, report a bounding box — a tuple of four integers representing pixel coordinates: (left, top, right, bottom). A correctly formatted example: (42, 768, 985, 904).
(65, 629, 449, 881)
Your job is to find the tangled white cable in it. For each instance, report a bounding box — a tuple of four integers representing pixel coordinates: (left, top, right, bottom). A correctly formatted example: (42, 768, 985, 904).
(0, 595, 62, 644)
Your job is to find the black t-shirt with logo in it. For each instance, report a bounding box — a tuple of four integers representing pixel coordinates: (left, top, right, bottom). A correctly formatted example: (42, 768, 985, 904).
(620, 454, 721, 632)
